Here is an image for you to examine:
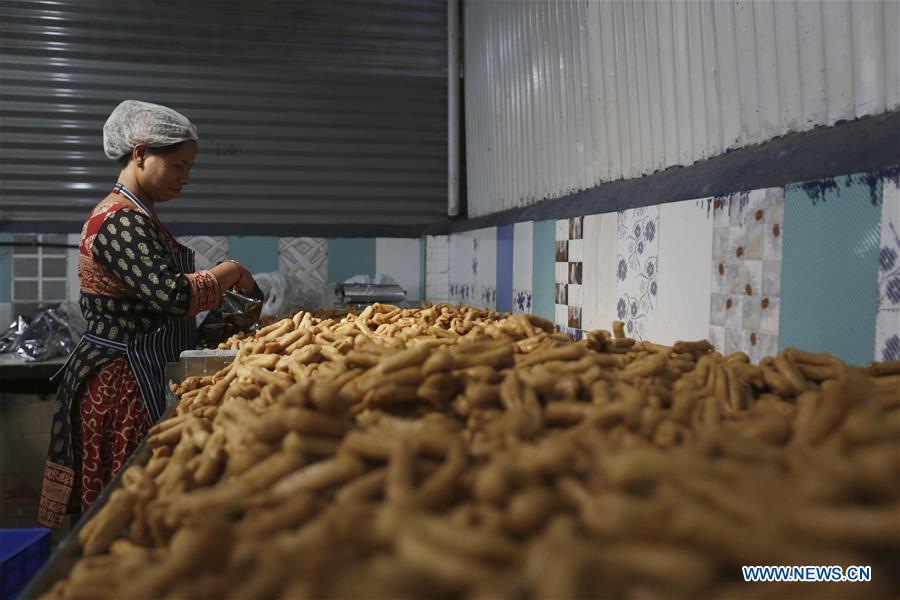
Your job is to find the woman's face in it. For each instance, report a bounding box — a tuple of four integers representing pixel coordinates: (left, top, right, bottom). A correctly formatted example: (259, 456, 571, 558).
(136, 140, 197, 203)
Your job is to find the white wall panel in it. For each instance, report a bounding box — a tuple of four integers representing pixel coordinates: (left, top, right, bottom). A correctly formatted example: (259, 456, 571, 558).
(851, 0, 886, 118)
(884, 0, 900, 114)
(375, 238, 421, 302)
(822, 1, 855, 125)
(425, 235, 450, 303)
(464, 0, 900, 217)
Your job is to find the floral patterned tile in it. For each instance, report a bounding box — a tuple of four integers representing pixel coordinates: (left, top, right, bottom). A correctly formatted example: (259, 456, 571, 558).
(512, 289, 533, 314)
(876, 175, 900, 362)
(449, 282, 475, 305)
(759, 297, 780, 334)
(708, 188, 784, 358)
(710, 293, 742, 330)
(708, 325, 725, 354)
(724, 328, 742, 355)
(616, 206, 660, 341)
(478, 285, 497, 308)
(749, 332, 778, 363)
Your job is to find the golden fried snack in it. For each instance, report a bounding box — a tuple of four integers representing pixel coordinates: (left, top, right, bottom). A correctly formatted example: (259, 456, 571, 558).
(78, 488, 136, 556)
(42, 304, 900, 600)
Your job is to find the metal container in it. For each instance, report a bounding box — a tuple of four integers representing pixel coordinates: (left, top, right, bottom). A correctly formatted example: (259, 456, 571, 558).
(20, 349, 238, 599)
(335, 283, 407, 305)
(18, 407, 173, 600)
(165, 350, 238, 407)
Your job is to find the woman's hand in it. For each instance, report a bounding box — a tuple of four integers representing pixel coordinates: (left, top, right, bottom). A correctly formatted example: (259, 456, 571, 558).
(211, 259, 255, 296)
(236, 270, 257, 295)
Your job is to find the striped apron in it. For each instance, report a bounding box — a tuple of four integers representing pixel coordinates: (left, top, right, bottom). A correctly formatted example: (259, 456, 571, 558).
(54, 183, 198, 421)
(40, 185, 199, 527)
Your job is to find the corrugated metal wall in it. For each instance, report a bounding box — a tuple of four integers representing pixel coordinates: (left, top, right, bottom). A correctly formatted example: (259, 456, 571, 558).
(464, 0, 900, 217)
(0, 0, 448, 228)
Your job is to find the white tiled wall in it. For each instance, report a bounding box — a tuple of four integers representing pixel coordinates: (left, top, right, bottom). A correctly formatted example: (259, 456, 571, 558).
(449, 230, 475, 305)
(447, 228, 498, 308)
(512, 222, 533, 314)
(581, 213, 617, 332)
(425, 235, 450, 303)
(375, 238, 421, 302)
(656, 200, 713, 346)
(473, 227, 497, 309)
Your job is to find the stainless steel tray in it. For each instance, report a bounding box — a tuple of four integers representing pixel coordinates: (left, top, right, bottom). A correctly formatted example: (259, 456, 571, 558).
(172, 349, 238, 380)
(165, 349, 238, 407)
(20, 350, 237, 599)
(18, 401, 176, 599)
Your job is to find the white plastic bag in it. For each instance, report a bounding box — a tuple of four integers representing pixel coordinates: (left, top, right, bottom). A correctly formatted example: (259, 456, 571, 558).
(342, 273, 398, 286)
(254, 271, 321, 316)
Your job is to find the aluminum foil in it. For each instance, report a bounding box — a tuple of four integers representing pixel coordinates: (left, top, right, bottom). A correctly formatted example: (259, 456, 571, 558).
(198, 285, 264, 348)
(0, 316, 29, 353)
(0, 304, 83, 362)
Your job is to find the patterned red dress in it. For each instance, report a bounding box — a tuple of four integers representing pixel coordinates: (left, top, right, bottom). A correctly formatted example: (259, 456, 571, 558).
(38, 194, 220, 528)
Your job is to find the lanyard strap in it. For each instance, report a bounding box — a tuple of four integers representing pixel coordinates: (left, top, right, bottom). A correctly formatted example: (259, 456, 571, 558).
(112, 183, 179, 248)
(112, 183, 153, 217)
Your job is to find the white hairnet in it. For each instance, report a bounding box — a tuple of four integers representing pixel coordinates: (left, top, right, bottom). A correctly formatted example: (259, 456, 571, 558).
(103, 100, 198, 160)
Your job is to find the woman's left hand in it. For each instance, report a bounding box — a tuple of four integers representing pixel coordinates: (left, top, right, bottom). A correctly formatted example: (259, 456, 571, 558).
(236, 270, 257, 295)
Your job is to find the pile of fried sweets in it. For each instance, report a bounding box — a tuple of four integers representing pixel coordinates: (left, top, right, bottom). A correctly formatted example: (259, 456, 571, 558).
(44, 303, 899, 599)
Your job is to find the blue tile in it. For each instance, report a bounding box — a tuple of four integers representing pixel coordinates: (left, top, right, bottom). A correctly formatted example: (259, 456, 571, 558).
(0, 233, 10, 302)
(496, 225, 514, 312)
(327, 238, 376, 283)
(226, 236, 279, 274)
(532, 220, 555, 321)
(779, 175, 881, 365)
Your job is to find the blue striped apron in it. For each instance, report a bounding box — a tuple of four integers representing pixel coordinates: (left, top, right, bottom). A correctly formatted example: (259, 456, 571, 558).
(56, 184, 198, 422)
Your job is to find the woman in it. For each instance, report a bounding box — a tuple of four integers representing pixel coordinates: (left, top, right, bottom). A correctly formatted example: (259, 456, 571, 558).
(38, 100, 256, 528)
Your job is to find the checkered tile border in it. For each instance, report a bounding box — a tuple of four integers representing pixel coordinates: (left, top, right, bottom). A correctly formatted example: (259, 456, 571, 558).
(555, 216, 584, 340)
